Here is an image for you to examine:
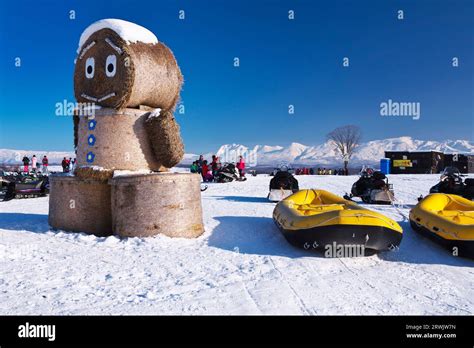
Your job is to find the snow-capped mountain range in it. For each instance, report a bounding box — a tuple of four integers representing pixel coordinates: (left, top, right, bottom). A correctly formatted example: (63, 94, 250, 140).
(1, 137, 472, 167)
(0, 149, 75, 165)
(210, 136, 474, 167)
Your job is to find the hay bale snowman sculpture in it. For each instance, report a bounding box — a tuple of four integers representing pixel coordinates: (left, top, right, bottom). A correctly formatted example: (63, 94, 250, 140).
(48, 19, 204, 238)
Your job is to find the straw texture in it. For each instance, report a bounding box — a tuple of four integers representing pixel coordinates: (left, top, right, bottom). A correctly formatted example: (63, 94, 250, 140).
(145, 110, 184, 168)
(74, 28, 182, 110)
(75, 108, 163, 175)
(110, 172, 204, 238)
(48, 175, 112, 236)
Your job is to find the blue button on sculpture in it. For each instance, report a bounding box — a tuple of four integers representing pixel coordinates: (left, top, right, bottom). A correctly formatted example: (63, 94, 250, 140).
(88, 119, 97, 130)
(88, 134, 96, 146)
(86, 152, 95, 163)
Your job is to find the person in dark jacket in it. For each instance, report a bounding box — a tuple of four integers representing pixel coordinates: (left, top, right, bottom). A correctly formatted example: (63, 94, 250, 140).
(22, 156, 30, 173)
(211, 155, 221, 178)
(197, 155, 204, 174)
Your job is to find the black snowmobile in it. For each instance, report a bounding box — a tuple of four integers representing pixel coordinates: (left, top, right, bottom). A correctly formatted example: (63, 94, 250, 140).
(271, 164, 294, 177)
(0, 173, 49, 201)
(268, 169, 299, 202)
(345, 170, 394, 204)
(429, 167, 474, 200)
(215, 163, 246, 183)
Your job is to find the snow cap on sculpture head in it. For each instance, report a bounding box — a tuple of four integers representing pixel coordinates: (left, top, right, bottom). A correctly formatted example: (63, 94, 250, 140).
(74, 18, 183, 110)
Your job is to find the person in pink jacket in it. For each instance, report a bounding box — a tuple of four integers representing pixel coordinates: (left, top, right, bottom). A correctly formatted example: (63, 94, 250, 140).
(31, 155, 37, 173)
(236, 155, 245, 179)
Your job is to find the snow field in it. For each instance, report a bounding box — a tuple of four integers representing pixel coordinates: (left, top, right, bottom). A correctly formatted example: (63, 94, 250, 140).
(0, 174, 472, 315)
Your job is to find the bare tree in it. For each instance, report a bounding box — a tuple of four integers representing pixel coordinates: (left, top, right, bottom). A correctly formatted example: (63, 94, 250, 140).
(327, 125, 362, 174)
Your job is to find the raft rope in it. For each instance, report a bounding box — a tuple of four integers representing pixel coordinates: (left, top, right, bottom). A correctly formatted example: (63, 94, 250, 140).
(386, 189, 410, 221)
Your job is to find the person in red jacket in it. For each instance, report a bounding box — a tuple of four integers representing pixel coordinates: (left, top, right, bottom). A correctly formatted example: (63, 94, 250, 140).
(42, 155, 49, 174)
(61, 157, 68, 173)
(236, 155, 245, 179)
(201, 160, 213, 182)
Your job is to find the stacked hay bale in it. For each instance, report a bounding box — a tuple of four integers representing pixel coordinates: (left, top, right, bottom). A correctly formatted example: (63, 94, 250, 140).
(48, 175, 112, 236)
(75, 108, 163, 180)
(111, 173, 204, 238)
(49, 18, 203, 238)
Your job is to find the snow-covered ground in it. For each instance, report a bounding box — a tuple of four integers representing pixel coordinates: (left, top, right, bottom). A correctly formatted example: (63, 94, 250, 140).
(0, 174, 473, 315)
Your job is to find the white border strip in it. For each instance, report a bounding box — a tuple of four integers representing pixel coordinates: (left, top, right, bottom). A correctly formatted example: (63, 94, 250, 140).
(105, 38, 123, 55)
(98, 92, 116, 102)
(81, 93, 98, 102)
(79, 41, 96, 60)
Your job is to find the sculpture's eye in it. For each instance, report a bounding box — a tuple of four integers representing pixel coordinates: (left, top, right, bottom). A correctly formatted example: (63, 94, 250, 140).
(105, 55, 117, 77)
(85, 57, 95, 79)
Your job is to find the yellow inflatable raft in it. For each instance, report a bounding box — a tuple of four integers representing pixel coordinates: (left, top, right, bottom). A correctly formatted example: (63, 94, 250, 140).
(273, 189, 403, 255)
(409, 193, 474, 258)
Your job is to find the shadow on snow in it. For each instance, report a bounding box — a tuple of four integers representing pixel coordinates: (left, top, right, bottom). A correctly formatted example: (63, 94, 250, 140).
(208, 216, 474, 267)
(0, 212, 50, 233)
(0, 212, 472, 267)
(207, 216, 315, 258)
(209, 196, 273, 203)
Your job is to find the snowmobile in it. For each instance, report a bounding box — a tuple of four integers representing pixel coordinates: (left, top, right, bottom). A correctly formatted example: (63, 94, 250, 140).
(429, 167, 474, 200)
(0, 176, 14, 201)
(215, 163, 246, 183)
(268, 169, 299, 202)
(271, 164, 294, 177)
(0, 173, 49, 201)
(345, 170, 394, 204)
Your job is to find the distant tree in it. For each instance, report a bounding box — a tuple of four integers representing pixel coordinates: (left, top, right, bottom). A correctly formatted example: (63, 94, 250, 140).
(327, 125, 362, 173)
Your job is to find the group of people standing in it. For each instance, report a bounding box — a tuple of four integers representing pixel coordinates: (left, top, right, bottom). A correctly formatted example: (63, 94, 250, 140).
(316, 168, 348, 176)
(20, 155, 77, 174)
(61, 157, 76, 173)
(292, 167, 349, 176)
(190, 154, 246, 182)
(22, 155, 49, 174)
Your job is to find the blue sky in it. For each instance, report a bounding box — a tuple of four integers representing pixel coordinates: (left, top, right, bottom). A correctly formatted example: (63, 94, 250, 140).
(0, 0, 472, 153)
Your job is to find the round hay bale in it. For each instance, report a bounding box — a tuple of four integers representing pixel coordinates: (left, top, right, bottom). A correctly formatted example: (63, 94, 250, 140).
(144, 110, 184, 168)
(48, 175, 112, 236)
(74, 24, 182, 110)
(75, 166, 114, 182)
(76, 108, 164, 174)
(110, 172, 204, 238)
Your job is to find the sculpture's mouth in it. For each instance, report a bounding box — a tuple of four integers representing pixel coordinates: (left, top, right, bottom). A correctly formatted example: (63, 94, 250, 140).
(81, 92, 116, 103)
